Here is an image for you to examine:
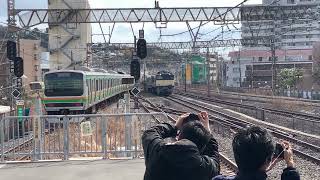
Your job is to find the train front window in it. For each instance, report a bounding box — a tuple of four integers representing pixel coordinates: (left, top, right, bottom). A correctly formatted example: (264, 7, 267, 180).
(44, 72, 84, 96)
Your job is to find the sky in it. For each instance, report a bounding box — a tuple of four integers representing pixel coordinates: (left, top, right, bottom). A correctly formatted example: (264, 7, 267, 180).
(0, 0, 262, 45)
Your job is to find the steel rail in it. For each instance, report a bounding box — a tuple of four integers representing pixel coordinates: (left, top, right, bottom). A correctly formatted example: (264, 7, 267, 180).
(166, 95, 320, 165)
(139, 96, 239, 174)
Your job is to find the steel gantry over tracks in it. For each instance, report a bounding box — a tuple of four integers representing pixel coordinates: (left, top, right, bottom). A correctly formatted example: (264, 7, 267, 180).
(15, 4, 316, 27)
(89, 38, 276, 50)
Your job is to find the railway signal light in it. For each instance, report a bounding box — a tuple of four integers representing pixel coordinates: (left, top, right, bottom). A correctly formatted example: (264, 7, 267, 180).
(7, 40, 17, 60)
(130, 59, 140, 81)
(14, 57, 24, 78)
(137, 39, 147, 59)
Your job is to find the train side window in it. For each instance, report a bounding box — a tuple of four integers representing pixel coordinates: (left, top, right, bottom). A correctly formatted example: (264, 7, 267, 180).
(96, 80, 98, 91)
(92, 80, 94, 91)
(86, 80, 90, 93)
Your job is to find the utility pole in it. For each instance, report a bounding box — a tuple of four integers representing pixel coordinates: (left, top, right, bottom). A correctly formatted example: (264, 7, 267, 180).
(237, 49, 242, 88)
(271, 14, 277, 95)
(133, 35, 139, 109)
(206, 47, 210, 97)
(271, 39, 276, 93)
(7, 0, 19, 115)
(143, 58, 146, 91)
(184, 57, 187, 92)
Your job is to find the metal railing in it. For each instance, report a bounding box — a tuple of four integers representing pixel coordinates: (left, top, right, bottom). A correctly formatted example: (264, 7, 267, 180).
(0, 113, 168, 162)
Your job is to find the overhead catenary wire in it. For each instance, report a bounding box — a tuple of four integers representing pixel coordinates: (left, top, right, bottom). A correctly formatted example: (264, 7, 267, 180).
(160, 0, 248, 37)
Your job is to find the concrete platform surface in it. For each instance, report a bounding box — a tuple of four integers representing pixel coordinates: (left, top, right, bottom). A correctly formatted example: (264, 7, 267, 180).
(0, 159, 145, 180)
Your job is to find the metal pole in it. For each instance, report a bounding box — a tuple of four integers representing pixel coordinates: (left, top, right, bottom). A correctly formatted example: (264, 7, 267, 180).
(206, 47, 210, 97)
(185, 58, 187, 92)
(63, 116, 69, 160)
(1, 117, 4, 162)
(271, 15, 276, 95)
(101, 117, 107, 159)
(36, 91, 43, 160)
(271, 40, 276, 94)
(125, 115, 132, 157)
(238, 49, 242, 88)
(124, 93, 130, 113)
(144, 59, 146, 91)
(134, 35, 137, 52)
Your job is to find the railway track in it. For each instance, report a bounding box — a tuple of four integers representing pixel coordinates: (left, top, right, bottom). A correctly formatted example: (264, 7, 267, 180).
(175, 90, 320, 136)
(176, 87, 320, 105)
(2, 137, 33, 161)
(163, 95, 320, 165)
(175, 90, 320, 122)
(138, 97, 239, 175)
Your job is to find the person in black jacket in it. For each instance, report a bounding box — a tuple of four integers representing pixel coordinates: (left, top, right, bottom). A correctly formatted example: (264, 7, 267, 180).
(213, 126, 300, 180)
(142, 112, 220, 180)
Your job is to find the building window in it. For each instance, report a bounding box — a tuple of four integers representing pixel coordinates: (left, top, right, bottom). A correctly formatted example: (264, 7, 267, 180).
(287, 0, 295, 4)
(258, 57, 263, 61)
(309, 55, 313, 60)
(34, 65, 39, 71)
(233, 67, 239, 72)
(233, 77, 240, 82)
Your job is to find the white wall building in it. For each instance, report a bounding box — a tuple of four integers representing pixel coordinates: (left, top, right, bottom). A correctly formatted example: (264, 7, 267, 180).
(226, 0, 320, 87)
(48, 0, 92, 70)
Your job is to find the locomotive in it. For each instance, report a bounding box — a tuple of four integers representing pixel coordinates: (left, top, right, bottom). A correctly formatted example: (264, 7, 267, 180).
(145, 71, 175, 96)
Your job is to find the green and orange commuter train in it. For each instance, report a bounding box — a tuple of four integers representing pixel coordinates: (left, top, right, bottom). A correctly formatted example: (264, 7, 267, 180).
(42, 70, 134, 115)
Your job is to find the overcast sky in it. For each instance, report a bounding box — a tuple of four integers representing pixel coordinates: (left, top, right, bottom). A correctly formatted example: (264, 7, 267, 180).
(0, 0, 262, 44)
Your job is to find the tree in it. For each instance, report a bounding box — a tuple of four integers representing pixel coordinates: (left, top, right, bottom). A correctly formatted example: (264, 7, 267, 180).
(278, 68, 303, 89)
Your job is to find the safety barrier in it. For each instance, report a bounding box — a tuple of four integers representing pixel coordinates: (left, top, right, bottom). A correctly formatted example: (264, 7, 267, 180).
(0, 113, 168, 162)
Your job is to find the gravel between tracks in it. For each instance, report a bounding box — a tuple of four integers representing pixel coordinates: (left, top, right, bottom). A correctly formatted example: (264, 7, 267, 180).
(148, 96, 320, 180)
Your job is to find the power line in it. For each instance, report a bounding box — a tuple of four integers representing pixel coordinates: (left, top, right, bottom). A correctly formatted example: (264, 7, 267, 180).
(160, 0, 248, 37)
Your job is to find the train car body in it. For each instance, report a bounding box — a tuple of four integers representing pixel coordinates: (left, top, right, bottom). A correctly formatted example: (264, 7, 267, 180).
(42, 70, 134, 115)
(146, 71, 174, 96)
(181, 55, 208, 84)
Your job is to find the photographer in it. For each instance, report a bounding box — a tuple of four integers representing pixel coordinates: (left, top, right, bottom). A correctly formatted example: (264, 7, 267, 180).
(142, 112, 220, 180)
(213, 126, 300, 180)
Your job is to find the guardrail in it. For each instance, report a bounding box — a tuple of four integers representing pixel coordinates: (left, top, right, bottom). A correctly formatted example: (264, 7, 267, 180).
(0, 113, 167, 162)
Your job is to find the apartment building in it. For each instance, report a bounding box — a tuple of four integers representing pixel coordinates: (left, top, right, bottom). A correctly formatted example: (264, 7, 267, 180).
(19, 39, 43, 92)
(226, 0, 319, 88)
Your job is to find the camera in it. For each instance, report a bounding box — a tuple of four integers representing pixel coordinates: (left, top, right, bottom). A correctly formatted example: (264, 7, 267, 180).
(182, 113, 200, 125)
(274, 143, 284, 159)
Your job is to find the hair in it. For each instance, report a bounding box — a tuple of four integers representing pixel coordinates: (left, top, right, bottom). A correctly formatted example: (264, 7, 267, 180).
(232, 126, 275, 173)
(179, 121, 211, 151)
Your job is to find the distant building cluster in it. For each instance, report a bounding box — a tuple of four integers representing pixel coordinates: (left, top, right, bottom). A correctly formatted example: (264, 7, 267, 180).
(225, 0, 319, 90)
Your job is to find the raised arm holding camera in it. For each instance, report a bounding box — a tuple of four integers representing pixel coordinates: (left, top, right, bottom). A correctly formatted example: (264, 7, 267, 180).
(142, 111, 220, 180)
(213, 126, 300, 180)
